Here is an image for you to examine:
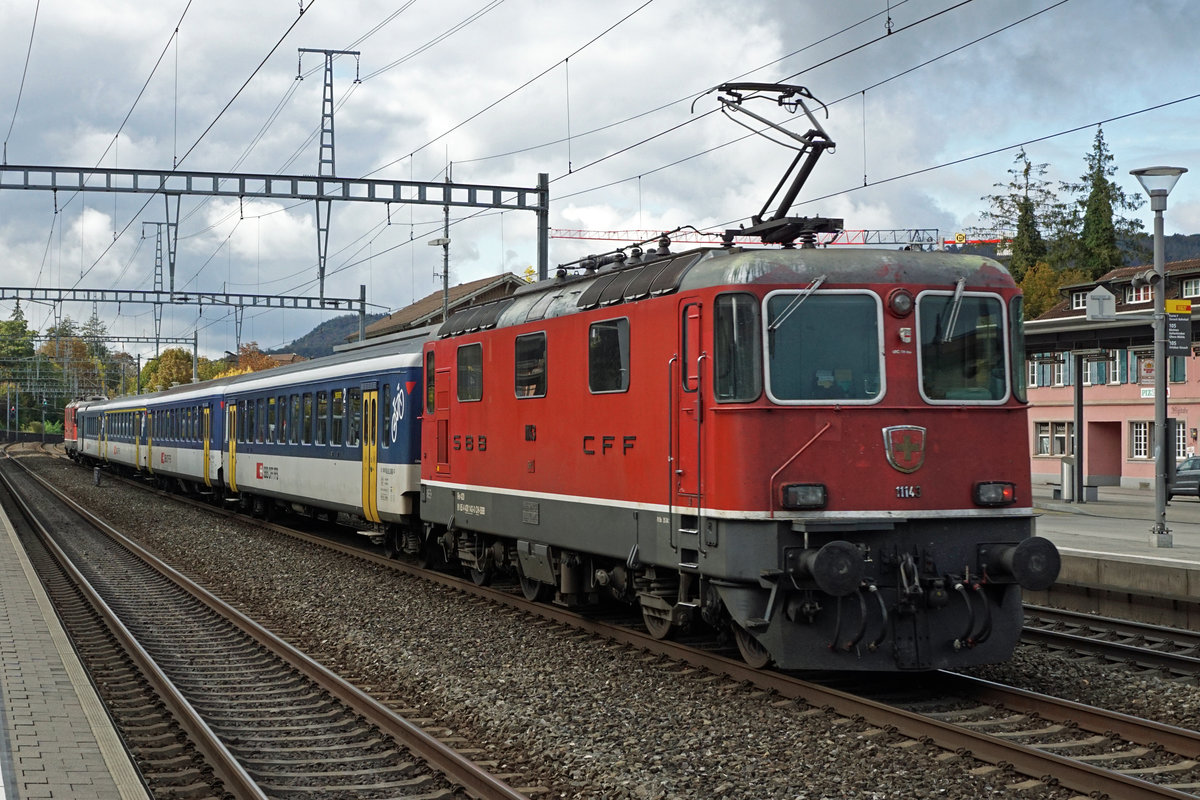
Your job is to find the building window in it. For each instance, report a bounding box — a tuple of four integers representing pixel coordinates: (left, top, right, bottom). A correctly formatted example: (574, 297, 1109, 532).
(1183, 277, 1200, 298)
(1131, 421, 1150, 459)
(1052, 358, 1065, 386)
(1035, 421, 1074, 456)
(1177, 420, 1188, 460)
(1071, 291, 1088, 310)
(1027, 359, 1038, 388)
(1126, 284, 1153, 304)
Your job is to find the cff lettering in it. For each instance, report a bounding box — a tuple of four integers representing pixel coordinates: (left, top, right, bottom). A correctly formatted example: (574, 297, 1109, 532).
(583, 435, 636, 455)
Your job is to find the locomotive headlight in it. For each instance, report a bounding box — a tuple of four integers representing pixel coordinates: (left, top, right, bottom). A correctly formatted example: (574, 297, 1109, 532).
(887, 288, 914, 317)
(974, 481, 1016, 506)
(782, 483, 827, 509)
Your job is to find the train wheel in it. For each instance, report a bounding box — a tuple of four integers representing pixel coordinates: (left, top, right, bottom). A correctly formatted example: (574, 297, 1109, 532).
(517, 562, 550, 602)
(642, 607, 673, 640)
(469, 566, 493, 586)
(733, 624, 771, 669)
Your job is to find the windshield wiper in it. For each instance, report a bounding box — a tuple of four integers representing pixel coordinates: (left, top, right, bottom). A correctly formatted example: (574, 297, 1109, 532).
(941, 278, 966, 343)
(768, 274, 826, 332)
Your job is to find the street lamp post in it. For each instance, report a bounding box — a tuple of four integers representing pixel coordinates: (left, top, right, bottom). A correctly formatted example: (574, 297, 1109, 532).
(1131, 165, 1187, 548)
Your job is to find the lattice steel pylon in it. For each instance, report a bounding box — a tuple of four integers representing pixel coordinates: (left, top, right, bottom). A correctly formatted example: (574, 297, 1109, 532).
(298, 48, 360, 302)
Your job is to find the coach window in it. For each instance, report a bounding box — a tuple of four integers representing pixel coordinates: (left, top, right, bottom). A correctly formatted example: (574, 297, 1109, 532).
(348, 388, 362, 446)
(765, 291, 882, 403)
(289, 394, 301, 444)
(457, 343, 483, 402)
(315, 391, 328, 445)
(918, 292, 1007, 403)
(267, 397, 277, 443)
(715, 293, 762, 402)
(515, 332, 547, 398)
(588, 318, 630, 393)
(302, 392, 314, 444)
(380, 383, 391, 448)
(332, 389, 345, 445)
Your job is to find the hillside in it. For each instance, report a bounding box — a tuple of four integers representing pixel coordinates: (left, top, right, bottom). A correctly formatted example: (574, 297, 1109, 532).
(268, 313, 387, 359)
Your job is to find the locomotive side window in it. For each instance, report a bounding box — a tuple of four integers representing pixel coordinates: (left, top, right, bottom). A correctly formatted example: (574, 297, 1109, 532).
(589, 318, 630, 393)
(917, 292, 1007, 402)
(765, 291, 882, 403)
(715, 293, 762, 402)
(457, 343, 484, 402)
(515, 332, 547, 398)
(1010, 296, 1027, 403)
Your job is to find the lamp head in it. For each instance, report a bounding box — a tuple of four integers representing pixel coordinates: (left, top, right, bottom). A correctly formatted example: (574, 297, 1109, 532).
(1132, 166, 1187, 210)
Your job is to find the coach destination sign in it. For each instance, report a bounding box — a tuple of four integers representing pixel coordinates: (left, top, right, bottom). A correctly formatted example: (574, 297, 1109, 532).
(1167, 299, 1193, 357)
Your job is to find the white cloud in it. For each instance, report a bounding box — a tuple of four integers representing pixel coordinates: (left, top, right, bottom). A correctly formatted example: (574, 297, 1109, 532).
(1, 0, 1198, 352)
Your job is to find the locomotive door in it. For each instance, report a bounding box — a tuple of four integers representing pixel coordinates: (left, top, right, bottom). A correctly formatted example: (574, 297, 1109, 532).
(673, 300, 704, 505)
(227, 402, 239, 493)
(433, 358, 452, 475)
(361, 383, 381, 523)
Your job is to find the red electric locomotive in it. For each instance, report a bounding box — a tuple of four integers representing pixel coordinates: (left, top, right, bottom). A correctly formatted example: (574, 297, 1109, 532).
(416, 83, 1057, 671)
(418, 242, 1058, 670)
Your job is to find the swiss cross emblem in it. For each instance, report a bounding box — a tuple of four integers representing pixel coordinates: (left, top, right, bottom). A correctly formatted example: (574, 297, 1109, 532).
(883, 425, 926, 473)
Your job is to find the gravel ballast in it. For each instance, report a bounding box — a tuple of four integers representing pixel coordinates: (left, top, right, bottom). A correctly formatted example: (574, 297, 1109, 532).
(17, 449, 1200, 799)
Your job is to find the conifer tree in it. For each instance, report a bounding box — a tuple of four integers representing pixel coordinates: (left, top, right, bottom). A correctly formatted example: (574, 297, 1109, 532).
(1057, 126, 1146, 278)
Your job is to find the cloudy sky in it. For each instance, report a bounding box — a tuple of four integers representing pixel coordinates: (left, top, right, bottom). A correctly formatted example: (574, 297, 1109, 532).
(1, 0, 1197, 357)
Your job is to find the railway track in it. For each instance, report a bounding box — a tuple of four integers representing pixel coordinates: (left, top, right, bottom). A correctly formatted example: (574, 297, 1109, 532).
(1023, 605, 1200, 676)
(0, 447, 534, 800)
(19, 444, 1200, 798)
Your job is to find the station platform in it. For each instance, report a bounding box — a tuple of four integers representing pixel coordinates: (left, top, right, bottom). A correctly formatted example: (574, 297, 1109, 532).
(1032, 482, 1200, 564)
(1030, 483, 1200, 626)
(0, 501, 148, 799)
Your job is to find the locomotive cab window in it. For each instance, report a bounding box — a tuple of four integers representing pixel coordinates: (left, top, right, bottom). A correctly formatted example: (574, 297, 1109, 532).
(715, 293, 762, 402)
(764, 290, 882, 403)
(589, 318, 630, 393)
(457, 343, 483, 402)
(515, 332, 547, 398)
(917, 291, 1008, 403)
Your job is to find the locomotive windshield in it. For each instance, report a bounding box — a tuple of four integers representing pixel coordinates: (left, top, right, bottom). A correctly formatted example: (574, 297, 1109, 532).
(763, 290, 882, 403)
(917, 291, 1008, 402)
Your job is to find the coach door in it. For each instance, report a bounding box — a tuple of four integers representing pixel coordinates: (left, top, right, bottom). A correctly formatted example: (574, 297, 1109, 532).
(202, 404, 212, 487)
(227, 402, 239, 493)
(361, 383, 381, 523)
(672, 300, 705, 507)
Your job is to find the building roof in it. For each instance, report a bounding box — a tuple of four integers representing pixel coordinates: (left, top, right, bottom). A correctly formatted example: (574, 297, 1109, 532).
(362, 273, 528, 340)
(1033, 258, 1200, 323)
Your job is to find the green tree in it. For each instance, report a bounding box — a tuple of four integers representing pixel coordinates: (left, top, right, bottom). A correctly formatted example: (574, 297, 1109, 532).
(980, 149, 1056, 282)
(0, 304, 36, 376)
(1057, 126, 1146, 278)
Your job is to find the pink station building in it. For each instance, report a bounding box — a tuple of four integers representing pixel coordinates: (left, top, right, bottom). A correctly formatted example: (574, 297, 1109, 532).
(1024, 258, 1200, 489)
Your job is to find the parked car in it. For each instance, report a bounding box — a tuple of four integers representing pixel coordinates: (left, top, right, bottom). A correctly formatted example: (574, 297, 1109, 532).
(1168, 457, 1200, 500)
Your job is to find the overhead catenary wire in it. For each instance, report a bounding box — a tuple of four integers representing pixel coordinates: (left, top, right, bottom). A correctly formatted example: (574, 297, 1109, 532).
(3, 0, 41, 165)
